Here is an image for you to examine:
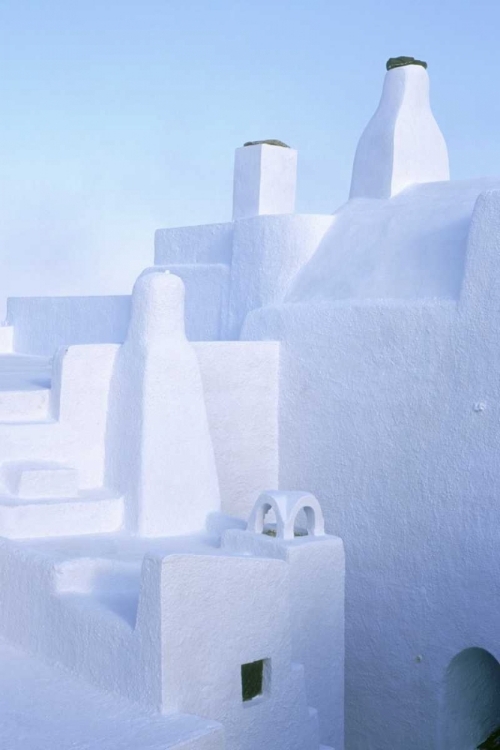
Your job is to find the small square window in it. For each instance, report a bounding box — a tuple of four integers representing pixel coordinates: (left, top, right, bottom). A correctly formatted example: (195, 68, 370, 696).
(241, 659, 267, 702)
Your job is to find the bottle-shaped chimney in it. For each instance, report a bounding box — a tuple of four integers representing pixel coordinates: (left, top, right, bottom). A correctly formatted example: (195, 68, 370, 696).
(349, 57, 450, 200)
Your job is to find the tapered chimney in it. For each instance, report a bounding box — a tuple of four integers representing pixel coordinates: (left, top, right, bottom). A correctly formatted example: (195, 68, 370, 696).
(349, 57, 449, 200)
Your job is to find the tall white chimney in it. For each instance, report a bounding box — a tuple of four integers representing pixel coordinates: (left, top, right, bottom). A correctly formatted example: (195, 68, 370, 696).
(232, 140, 297, 220)
(349, 57, 449, 200)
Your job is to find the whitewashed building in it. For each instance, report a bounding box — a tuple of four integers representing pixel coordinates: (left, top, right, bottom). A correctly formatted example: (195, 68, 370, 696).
(1, 54, 500, 749)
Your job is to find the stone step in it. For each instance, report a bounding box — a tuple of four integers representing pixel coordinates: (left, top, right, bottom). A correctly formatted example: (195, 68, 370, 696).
(0, 490, 123, 539)
(4, 461, 78, 499)
(0, 387, 50, 423)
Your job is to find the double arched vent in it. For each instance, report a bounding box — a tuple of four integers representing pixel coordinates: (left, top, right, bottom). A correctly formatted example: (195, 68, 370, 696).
(248, 490, 325, 541)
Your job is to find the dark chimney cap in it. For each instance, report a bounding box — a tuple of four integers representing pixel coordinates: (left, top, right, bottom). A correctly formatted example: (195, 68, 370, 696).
(243, 139, 290, 148)
(386, 56, 428, 71)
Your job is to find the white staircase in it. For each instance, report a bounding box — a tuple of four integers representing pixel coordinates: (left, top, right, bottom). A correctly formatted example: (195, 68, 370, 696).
(0, 353, 124, 539)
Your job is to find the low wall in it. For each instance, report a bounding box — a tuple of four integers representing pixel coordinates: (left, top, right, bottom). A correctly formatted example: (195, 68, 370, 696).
(7, 296, 130, 356)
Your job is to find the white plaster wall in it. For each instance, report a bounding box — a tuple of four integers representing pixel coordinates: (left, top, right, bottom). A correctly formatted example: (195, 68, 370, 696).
(242, 189, 500, 749)
(155, 222, 234, 342)
(155, 214, 332, 343)
(287, 538, 344, 749)
(7, 296, 131, 356)
(225, 214, 334, 340)
(154, 223, 233, 265)
(159, 264, 230, 341)
(223, 531, 345, 749)
(160, 554, 319, 750)
(194, 341, 279, 520)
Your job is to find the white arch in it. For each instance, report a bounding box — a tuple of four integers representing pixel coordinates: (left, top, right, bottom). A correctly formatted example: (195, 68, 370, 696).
(247, 493, 286, 538)
(440, 647, 500, 750)
(283, 493, 325, 540)
(248, 491, 325, 541)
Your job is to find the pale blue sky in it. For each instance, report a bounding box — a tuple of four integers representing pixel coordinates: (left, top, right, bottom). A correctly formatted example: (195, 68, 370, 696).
(0, 0, 499, 302)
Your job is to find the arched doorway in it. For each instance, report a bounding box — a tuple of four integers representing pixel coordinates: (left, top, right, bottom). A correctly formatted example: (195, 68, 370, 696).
(440, 648, 500, 749)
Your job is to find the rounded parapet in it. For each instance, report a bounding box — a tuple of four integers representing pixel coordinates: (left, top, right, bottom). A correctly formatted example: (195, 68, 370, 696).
(126, 268, 186, 346)
(248, 490, 325, 541)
